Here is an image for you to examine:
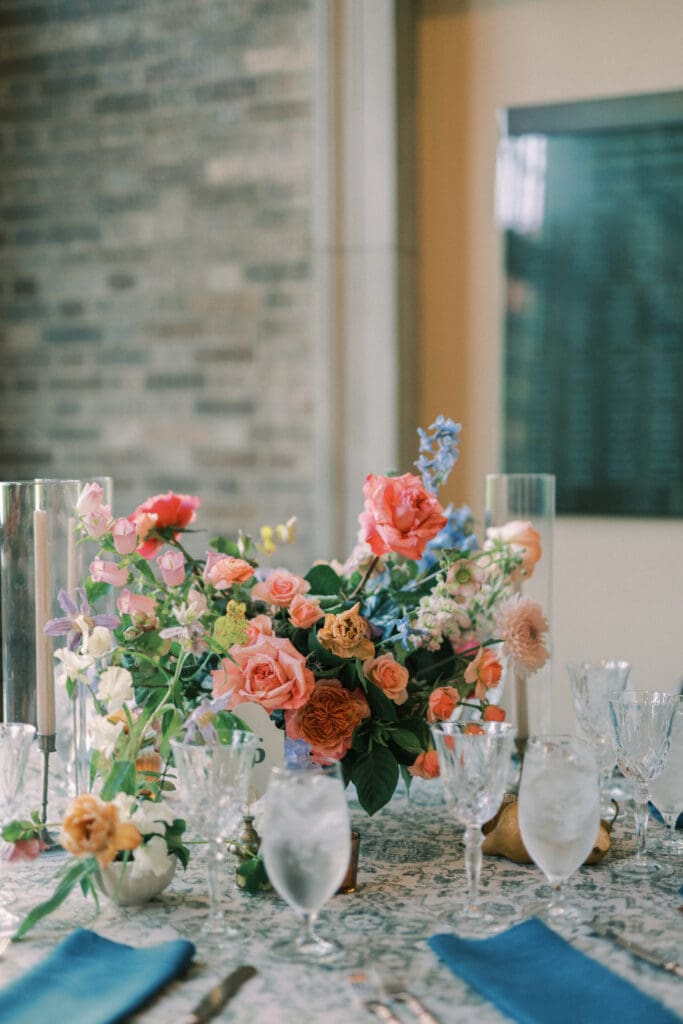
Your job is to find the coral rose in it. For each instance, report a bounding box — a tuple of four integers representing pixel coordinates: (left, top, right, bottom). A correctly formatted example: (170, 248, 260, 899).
(486, 519, 542, 580)
(207, 556, 255, 590)
(60, 793, 141, 867)
(495, 594, 549, 675)
(251, 569, 310, 608)
(482, 704, 506, 722)
(427, 686, 461, 723)
(211, 634, 314, 712)
(130, 491, 200, 558)
(288, 593, 324, 629)
(362, 653, 409, 705)
(463, 646, 503, 700)
(318, 603, 375, 660)
(408, 750, 440, 779)
(359, 472, 448, 560)
(286, 680, 370, 761)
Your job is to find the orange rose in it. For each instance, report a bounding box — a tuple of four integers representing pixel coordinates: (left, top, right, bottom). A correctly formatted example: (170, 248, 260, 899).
(463, 646, 503, 700)
(207, 555, 254, 589)
(482, 704, 506, 722)
(486, 519, 542, 580)
(287, 680, 370, 761)
(211, 634, 314, 712)
(251, 569, 310, 608)
(317, 603, 375, 660)
(464, 723, 485, 735)
(288, 593, 325, 629)
(60, 794, 141, 867)
(362, 653, 409, 705)
(427, 685, 461, 723)
(408, 750, 440, 779)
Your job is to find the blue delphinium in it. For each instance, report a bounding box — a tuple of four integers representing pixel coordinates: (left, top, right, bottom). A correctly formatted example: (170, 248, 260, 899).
(415, 416, 462, 494)
(418, 503, 478, 571)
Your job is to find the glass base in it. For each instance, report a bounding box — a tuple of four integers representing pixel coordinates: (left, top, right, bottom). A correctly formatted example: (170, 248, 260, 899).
(611, 854, 673, 880)
(200, 914, 240, 940)
(524, 898, 587, 928)
(444, 902, 516, 938)
(271, 932, 344, 964)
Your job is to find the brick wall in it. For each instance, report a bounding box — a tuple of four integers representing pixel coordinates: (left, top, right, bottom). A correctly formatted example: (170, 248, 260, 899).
(0, 0, 316, 567)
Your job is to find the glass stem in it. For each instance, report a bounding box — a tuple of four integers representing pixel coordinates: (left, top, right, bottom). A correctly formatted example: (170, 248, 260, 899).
(633, 782, 650, 859)
(463, 825, 483, 915)
(302, 911, 319, 944)
(548, 881, 565, 914)
(206, 836, 225, 926)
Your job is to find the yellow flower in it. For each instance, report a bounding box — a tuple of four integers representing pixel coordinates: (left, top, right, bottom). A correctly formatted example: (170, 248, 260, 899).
(60, 793, 142, 868)
(213, 600, 249, 650)
(318, 603, 375, 660)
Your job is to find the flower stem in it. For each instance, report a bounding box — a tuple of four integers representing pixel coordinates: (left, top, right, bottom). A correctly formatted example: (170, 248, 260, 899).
(349, 556, 380, 599)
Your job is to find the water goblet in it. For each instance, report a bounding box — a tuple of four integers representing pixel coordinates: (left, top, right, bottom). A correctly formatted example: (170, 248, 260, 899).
(608, 690, 677, 878)
(566, 659, 631, 820)
(430, 720, 517, 936)
(170, 729, 257, 939)
(0, 723, 37, 935)
(518, 734, 600, 924)
(648, 697, 683, 856)
(260, 763, 351, 962)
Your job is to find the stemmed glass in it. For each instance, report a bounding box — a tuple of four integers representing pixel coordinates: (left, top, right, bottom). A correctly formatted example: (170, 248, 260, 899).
(609, 690, 677, 878)
(566, 659, 631, 820)
(648, 697, 683, 856)
(0, 723, 37, 935)
(430, 720, 516, 936)
(518, 735, 600, 924)
(260, 763, 351, 962)
(170, 729, 257, 938)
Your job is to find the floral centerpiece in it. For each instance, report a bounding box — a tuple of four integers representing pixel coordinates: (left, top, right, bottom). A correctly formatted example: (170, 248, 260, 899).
(6, 417, 549, 935)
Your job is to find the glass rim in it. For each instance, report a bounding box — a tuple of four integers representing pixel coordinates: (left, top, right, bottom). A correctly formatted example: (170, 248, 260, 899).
(430, 720, 517, 737)
(169, 729, 257, 748)
(609, 690, 678, 704)
(0, 722, 37, 735)
(269, 762, 342, 780)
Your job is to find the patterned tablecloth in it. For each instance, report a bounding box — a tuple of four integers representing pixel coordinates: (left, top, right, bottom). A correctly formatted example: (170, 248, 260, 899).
(0, 779, 681, 1023)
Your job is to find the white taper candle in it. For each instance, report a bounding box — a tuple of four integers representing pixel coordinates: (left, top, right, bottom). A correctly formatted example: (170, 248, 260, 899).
(33, 508, 55, 735)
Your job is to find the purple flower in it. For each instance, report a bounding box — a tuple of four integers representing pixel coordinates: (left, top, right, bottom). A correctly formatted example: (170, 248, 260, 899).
(44, 588, 120, 651)
(184, 693, 232, 744)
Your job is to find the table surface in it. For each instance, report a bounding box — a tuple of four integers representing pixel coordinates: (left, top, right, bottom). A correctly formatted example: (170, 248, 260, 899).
(0, 779, 681, 1024)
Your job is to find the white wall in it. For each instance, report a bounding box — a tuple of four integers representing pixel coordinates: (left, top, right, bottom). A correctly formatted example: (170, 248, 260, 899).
(417, 0, 683, 727)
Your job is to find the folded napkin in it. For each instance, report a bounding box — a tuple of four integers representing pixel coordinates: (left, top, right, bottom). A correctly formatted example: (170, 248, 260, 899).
(0, 928, 195, 1024)
(649, 803, 683, 828)
(428, 918, 680, 1024)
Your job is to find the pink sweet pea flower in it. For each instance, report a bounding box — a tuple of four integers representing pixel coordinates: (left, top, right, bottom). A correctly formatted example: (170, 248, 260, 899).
(117, 589, 157, 618)
(2, 837, 49, 862)
(90, 558, 129, 587)
(157, 549, 185, 587)
(76, 482, 105, 516)
(359, 472, 448, 561)
(111, 518, 138, 555)
(82, 507, 112, 540)
(251, 569, 310, 608)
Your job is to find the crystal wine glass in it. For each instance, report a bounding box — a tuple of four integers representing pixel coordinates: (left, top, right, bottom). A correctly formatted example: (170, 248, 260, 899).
(0, 723, 37, 935)
(170, 729, 257, 938)
(430, 720, 517, 936)
(260, 763, 351, 962)
(566, 659, 631, 819)
(648, 697, 683, 856)
(518, 734, 600, 924)
(608, 690, 677, 878)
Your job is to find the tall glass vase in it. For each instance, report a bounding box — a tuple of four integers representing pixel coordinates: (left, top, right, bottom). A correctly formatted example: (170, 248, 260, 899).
(484, 474, 555, 750)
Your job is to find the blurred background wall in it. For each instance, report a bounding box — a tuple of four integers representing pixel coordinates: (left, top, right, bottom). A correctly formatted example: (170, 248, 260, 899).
(0, 0, 317, 561)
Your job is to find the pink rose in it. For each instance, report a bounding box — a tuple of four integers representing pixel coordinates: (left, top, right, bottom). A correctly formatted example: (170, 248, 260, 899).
(244, 614, 274, 644)
(359, 472, 448, 560)
(408, 750, 440, 779)
(211, 635, 314, 712)
(426, 686, 461, 723)
(207, 556, 255, 590)
(111, 517, 138, 555)
(251, 569, 310, 607)
(90, 558, 129, 587)
(82, 507, 112, 540)
(117, 589, 157, 618)
(486, 519, 542, 580)
(288, 593, 324, 629)
(76, 482, 105, 516)
(157, 549, 185, 587)
(362, 653, 409, 705)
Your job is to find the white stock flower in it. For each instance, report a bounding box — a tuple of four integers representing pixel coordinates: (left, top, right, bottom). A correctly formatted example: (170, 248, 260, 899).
(130, 834, 174, 878)
(98, 666, 134, 711)
(85, 626, 114, 659)
(54, 647, 94, 682)
(89, 715, 124, 758)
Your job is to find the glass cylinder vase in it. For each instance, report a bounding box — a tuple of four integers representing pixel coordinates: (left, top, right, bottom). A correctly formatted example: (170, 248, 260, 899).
(484, 473, 555, 749)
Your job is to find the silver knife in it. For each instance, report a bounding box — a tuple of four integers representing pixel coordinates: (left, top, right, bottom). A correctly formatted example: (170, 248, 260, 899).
(186, 964, 258, 1023)
(591, 922, 683, 978)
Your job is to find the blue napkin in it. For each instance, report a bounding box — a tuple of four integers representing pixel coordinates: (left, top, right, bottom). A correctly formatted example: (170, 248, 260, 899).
(428, 918, 680, 1024)
(649, 803, 683, 828)
(0, 928, 195, 1024)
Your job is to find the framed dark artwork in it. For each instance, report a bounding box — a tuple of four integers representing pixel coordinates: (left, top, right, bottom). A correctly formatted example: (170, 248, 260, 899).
(497, 90, 683, 517)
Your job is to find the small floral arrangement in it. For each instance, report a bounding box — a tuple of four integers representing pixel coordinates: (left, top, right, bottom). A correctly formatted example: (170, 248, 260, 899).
(5, 416, 549, 934)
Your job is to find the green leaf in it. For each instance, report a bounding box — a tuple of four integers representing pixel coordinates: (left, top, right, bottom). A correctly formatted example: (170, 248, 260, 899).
(209, 536, 241, 557)
(85, 579, 114, 607)
(2, 818, 41, 843)
(130, 553, 157, 583)
(364, 681, 398, 722)
(387, 726, 424, 754)
(100, 761, 137, 801)
(352, 746, 399, 815)
(14, 858, 99, 940)
(303, 564, 343, 596)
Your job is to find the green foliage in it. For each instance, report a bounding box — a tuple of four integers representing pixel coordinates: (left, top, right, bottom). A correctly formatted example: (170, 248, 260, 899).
(352, 745, 400, 816)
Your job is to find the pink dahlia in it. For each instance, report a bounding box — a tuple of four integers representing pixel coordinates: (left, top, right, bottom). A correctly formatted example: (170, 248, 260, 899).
(495, 593, 549, 675)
